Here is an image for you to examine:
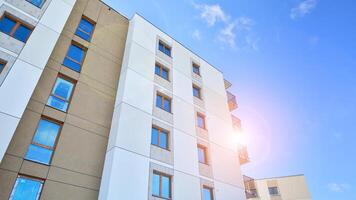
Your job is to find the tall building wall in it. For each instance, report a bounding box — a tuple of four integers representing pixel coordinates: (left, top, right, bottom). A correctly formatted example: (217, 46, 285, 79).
(0, 0, 128, 199)
(99, 14, 246, 200)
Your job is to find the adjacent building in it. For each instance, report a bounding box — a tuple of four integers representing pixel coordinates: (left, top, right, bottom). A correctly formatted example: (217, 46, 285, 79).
(0, 0, 247, 199)
(244, 175, 312, 200)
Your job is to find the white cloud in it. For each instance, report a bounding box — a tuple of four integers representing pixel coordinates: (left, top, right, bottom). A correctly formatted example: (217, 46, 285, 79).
(218, 22, 236, 47)
(193, 3, 228, 26)
(290, 0, 318, 19)
(192, 29, 202, 40)
(327, 183, 351, 193)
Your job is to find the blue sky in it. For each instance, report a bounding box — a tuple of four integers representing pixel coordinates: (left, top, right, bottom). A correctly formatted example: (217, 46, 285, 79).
(104, 0, 356, 199)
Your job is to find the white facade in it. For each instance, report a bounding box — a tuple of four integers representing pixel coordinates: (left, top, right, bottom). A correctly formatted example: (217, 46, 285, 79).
(0, 0, 76, 162)
(99, 14, 246, 200)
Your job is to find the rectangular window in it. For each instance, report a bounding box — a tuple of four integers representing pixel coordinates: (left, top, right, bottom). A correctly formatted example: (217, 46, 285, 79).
(0, 60, 6, 74)
(152, 171, 171, 199)
(155, 62, 169, 80)
(47, 76, 75, 112)
(25, 118, 61, 165)
(202, 186, 214, 200)
(268, 187, 279, 196)
(198, 145, 208, 164)
(193, 84, 202, 99)
(75, 17, 95, 41)
(9, 176, 43, 200)
(151, 126, 169, 150)
(26, 0, 45, 8)
(158, 40, 172, 57)
(197, 113, 206, 129)
(63, 43, 86, 72)
(156, 93, 171, 113)
(192, 63, 200, 75)
(0, 15, 32, 42)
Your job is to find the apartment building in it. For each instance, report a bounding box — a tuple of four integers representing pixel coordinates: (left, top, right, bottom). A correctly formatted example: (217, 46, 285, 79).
(244, 175, 312, 200)
(0, 0, 247, 200)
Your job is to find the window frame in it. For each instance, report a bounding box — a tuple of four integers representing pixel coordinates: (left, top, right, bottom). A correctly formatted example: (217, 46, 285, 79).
(47, 74, 76, 112)
(198, 144, 208, 164)
(63, 42, 87, 72)
(152, 171, 172, 199)
(202, 186, 214, 200)
(193, 84, 202, 99)
(155, 62, 170, 81)
(75, 16, 96, 42)
(0, 59, 6, 74)
(0, 14, 33, 42)
(156, 92, 172, 113)
(158, 40, 172, 57)
(268, 186, 280, 196)
(25, 0, 46, 8)
(25, 117, 62, 165)
(192, 63, 201, 76)
(9, 175, 44, 200)
(197, 112, 206, 129)
(151, 126, 170, 150)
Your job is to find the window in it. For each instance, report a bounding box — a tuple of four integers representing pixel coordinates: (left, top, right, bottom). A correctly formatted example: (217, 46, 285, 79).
(192, 63, 200, 75)
(268, 187, 279, 196)
(63, 43, 86, 72)
(156, 93, 171, 113)
(9, 176, 43, 200)
(197, 113, 206, 129)
(75, 17, 95, 41)
(151, 126, 169, 150)
(0, 15, 32, 42)
(158, 40, 171, 57)
(26, 0, 45, 8)
(193, 84, 202, 99)
(0, 60, 6, 74)
(47, 76, 75, 112)
(152, 171, 171, 199)
(198, 144, 208, 164)
(155, 62, 169, 80)
(202, 186, 214, 200)
(25, 119, 61, 165)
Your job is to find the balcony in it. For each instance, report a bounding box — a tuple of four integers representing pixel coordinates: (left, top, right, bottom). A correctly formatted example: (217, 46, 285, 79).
(231, 114, 241, 130)
(239, 145, 250, 165)
(243, 175, 259, 199)
(227, 91, 238, 111)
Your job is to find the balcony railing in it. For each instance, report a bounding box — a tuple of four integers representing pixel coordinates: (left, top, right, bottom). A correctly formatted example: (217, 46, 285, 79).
(231, 114, 241, 129)
(239, 145, 250, 165)
(243, 175, 259, 199)
(226, 91, 238, 111)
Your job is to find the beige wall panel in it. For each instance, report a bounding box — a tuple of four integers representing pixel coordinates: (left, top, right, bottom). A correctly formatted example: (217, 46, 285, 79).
(40, 180, 98, 200)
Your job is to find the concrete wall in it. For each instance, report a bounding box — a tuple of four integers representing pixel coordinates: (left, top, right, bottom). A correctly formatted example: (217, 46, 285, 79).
(99, 14, 245, 200)
(0, 0, 129, 199)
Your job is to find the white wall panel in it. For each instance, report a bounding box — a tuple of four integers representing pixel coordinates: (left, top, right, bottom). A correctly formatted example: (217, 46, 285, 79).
(126, 41, 155, 81)
(215, 181, 246, 200)
(173, 68, 193, 104)
(0, 113, 19, 163)
(173, 97, 195, 136)
(174, 171, 201, 200)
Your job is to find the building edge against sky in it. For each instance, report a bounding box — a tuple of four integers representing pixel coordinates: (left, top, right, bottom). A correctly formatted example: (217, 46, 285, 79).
(0, 0, 249, 200)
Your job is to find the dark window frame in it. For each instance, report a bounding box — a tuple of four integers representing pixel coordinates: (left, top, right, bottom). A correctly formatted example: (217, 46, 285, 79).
(47, 74, 76, 112)
(9, 175, 44, 200)
(0, 14, 33, 42)
(202, 186, 214, 200)
(268, 186, 280, 196)
(25, 0, 46, 8)
(25, 117, 63, 165)
(198, 144, 208, 164)
(152, 171, 172, 199)
(155, 62, 170, 81)
(0, 59, 6, 74)
(158, 40, 172, 57)
(197, 112, 206, 129)
(156, 92, 172, 113)
(192, 63, 201, 76)
(63, 41, 87, 72)
(151, 126, 170, 150)
(193, 84, 202, 99)
(75, 16, 96, 41)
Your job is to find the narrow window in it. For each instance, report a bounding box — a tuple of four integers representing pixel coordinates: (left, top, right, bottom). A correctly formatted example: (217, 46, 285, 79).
(155, 62, 169, 80)
(63, 43, 86, 72)
(198, 144, 208, 164)
(25, 118, 61, 165)
(26, 0, 45, 8)
(158, 40, 172, 57)
(192, 63, 200, 75)
(47, 76, 75, 112)
(151, 126, 169, 150)
(202, 186, 214, 200)
(75, 17, 95, 41)
(193, 84, 202, 99)
(0, 15, 32, 42)
(0, 60, 6, 74)
(152, 171, 171, 199)
(156, 93, 171, 113)
(9, 176, 43, 200)
(197, 113, 206, 129)
(268, 187, 279, 196)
